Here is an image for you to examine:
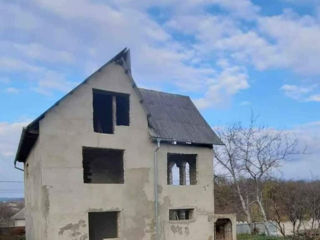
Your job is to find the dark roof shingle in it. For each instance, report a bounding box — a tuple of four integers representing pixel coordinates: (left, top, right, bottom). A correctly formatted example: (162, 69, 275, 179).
(139, 88, 223, 145)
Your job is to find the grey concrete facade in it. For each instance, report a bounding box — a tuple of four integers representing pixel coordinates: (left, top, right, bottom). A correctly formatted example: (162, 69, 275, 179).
(21, 53, 235, 240)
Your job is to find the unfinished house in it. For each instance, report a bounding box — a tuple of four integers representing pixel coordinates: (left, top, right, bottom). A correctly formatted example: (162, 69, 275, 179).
(14, 48, 236, 240)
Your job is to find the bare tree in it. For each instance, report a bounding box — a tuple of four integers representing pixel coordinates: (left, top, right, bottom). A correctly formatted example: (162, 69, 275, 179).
(268, 181, 287, 236)
(214, 116, 299, 235)
(304, 180, 320, 238)
(236, 117, 298, 235)
(214, 123, 255, 233)
(214, 175, 249, 220)
(268, 180, 309, 238)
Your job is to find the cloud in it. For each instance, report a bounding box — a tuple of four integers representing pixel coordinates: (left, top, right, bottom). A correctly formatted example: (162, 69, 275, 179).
(5, 87, 20, 94)
(281, 84, 313, 100)
(166, 15, 241, 47)
(1, 0, 320, 107)
(133, 45, 216, 92)
(0, 2, 40, 31)
(278, 122, 320, 179)
(0, 0, 265, 108)
(2, 0, 256, 108)
(0, 122, 26, 158)
(239, 101, 251, 106)
(213, 31, 282, 70)
(258, 12, 320, 75)
(34, 71, 77, 95)
(0, 122, 26, 196)
(307, 94, 320, 102)
(0, 77, 11, 84)
(209, 0, 260, 20)
(281, 84, 320, 102)
(282, 0, 319, 5)
(168, 5, 320, 98)
(0, 57, 76, 95)
(194, 60, 249, 109)
(0, 40, 74, 65)
(195, 11, 320, 77)
(0, 57, 43, 73)
(1, 0, 216, 99)
(11, 42, 74, 64)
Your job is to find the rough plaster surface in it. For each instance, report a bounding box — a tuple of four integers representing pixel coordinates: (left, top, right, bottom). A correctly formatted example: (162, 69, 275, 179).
(23, 63, 229, 239)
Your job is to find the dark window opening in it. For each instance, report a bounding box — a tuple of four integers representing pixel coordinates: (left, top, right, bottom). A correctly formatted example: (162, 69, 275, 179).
(116, 95, 129, 126)
(169, 209, 194, 221)
(93, 91, 113, 134)
(93, 89, 130, 134)
(167, 153, 197, 185)
(89, 211, 118, 239)
(83, 147, 124, 184)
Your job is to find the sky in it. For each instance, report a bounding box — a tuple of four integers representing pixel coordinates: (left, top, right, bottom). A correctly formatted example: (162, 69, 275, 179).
(0, 0, 320, 197)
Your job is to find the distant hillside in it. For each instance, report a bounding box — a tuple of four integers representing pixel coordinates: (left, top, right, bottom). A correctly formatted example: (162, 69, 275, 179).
(0, 198, 24, 203)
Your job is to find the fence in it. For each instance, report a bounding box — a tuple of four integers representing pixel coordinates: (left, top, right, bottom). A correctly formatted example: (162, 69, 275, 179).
(237, 222, 278, 236)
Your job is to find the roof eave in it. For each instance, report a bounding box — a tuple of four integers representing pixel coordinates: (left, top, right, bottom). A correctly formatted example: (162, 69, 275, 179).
(14, 128, 27, 164)
(14, 126, 39, 164)
(150, 136, 222, 148)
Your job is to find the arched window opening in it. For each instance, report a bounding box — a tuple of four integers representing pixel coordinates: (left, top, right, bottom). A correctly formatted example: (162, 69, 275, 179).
(172, 164, 180, 186)
(167, 153, 197, 186)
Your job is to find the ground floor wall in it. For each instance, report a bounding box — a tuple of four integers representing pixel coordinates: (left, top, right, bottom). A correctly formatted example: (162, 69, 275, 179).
(40, 187, 216, 240)
(163, 213, 215, 240)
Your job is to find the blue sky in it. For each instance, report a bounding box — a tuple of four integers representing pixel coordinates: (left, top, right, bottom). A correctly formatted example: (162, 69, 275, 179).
(1, 0, 320, 197)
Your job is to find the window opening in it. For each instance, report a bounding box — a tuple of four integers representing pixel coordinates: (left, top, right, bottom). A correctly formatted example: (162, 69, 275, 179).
(83, 147, 124, 184)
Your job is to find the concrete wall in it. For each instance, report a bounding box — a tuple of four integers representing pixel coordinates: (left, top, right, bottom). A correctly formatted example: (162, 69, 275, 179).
(158, 144, 215, 240)
(25, 141, 45, 240)
(24, 62, 215, 240)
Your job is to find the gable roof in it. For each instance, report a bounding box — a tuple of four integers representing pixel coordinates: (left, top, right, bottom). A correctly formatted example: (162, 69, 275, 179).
(139, 88, 223, 146)
(11, 208, 25, 220)
(15, 48, 222, 165)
